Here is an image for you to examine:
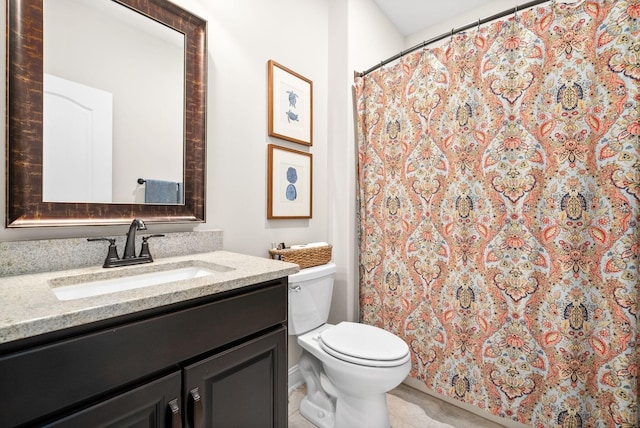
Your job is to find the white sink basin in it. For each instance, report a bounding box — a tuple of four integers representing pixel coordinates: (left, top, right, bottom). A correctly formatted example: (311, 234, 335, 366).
(51, 262, 233, 301)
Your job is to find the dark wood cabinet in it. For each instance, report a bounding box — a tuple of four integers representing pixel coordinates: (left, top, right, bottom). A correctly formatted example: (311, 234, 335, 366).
(45, 371, 182, 428)
(0, 278, 287, 428)
(184, 328, 286, 428)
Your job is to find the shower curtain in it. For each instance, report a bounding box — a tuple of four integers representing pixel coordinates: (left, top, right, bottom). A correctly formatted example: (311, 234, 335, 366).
(355, 0, 639, 426)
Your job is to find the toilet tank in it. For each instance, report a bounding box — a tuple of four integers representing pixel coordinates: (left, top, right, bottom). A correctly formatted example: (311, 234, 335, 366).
(288, 262, 336, 335)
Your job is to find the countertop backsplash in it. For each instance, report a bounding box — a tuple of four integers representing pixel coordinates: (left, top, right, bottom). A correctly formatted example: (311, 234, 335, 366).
(0, 230, 223, 278)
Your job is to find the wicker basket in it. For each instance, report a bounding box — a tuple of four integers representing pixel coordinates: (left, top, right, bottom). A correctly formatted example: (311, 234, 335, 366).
(268, 244, 332, 269)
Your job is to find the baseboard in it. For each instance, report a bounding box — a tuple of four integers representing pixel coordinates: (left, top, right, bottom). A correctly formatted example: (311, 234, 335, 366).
(288, 364, 304, 395)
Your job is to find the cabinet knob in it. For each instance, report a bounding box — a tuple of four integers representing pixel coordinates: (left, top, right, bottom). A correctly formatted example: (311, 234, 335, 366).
(189, 387, 203, 428)
(167, 398, 182, 428)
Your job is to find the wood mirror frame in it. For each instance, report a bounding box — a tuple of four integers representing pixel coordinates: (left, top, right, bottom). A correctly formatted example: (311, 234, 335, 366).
(6, 0, 207, 227)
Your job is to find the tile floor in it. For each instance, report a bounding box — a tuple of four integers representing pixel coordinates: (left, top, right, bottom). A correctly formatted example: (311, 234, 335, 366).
(288, 383, 505, 428)
(388, 384, 505, 427)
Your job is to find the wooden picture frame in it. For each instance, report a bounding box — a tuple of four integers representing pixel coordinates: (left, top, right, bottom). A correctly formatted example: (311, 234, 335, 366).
(6, 0, 207, 227)
(268, 60, 312, 146)
(267, 144, 312, 219)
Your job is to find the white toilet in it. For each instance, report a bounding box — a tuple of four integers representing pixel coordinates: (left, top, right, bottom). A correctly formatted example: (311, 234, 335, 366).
(288, 262, 411, 428)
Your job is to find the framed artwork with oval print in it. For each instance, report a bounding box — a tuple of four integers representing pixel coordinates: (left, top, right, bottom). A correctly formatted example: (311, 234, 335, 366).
(267, 144, 312, 219)
(268, 60, 312, 146)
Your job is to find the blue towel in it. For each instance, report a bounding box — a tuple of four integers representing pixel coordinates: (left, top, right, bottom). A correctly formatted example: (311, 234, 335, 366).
(144, 179, 181, 204)
(177, 182, 184, 204)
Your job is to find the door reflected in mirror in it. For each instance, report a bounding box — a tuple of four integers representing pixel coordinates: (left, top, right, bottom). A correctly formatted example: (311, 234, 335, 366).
(43, 0, 185, 204)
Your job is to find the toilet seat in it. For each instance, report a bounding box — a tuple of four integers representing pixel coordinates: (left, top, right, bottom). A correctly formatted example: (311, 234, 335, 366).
(318, 322, 410, 367)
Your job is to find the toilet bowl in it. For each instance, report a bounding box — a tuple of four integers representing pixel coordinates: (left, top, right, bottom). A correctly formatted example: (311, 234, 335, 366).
(297, 322, 411, 428)
(288, 263, 411, 428)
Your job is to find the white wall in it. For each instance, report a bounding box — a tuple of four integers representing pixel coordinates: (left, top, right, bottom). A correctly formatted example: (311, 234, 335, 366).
(0, 0, 401, 371)
(2, 0, 344, 371)
(348, 0, 405, 75)
(177, 0, 331, 258)
(182, 0, 331, 369)
(0, 1, 332, 247)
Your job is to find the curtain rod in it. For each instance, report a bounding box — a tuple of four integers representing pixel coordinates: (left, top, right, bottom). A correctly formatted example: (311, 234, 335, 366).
(359, 0, 552, 77)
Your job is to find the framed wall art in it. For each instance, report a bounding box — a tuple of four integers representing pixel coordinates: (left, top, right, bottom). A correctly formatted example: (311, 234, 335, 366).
(268, 60, 313, 146)
(267, 144, 312, 219)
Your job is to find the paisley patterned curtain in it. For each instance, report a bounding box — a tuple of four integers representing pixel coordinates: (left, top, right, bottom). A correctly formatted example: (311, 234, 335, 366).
(355, 1, 639, 426)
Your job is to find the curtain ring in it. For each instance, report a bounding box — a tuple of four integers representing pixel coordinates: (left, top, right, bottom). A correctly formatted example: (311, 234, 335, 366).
(450, 28, 455, 42)
(514, 4, 519, 21)
(477, 18, 481, 32)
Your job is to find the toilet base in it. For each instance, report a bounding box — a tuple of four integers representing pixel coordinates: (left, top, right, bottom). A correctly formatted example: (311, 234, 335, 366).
(298, 351, 336, 428)
(299, 395, 336, 428)
(333, 392, 390, 428)
(299, 388, 391, 428)
(297, 356, 392, 428)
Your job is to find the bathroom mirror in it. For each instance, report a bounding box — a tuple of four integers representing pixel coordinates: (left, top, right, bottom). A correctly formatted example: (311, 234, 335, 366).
(43, 0, 185, 205)
(6, 0, 207, 227)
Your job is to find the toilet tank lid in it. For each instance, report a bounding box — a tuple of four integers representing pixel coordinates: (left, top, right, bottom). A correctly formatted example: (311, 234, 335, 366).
(288, 262, 336, 282)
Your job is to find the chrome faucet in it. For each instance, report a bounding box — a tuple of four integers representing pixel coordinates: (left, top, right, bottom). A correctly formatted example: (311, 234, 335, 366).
(88, 218, 164, 268)
(123, 218, 147, 259)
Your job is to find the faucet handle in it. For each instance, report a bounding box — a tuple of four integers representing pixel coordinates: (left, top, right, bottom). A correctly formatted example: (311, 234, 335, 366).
(142, 234, 166, 243)
(139, 234, 165, 260)
(87, 237, 120, 268)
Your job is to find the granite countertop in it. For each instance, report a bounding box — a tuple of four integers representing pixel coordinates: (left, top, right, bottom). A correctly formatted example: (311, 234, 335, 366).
(0, 251, 299, 345)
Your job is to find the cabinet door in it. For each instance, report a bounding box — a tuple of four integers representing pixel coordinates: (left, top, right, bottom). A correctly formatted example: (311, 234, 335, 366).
(45, 371, 182, 428)
(183, 327, 287, 428)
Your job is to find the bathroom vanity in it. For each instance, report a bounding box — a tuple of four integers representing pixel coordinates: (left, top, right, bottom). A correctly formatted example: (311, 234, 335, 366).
(0, 251, 298, 427)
